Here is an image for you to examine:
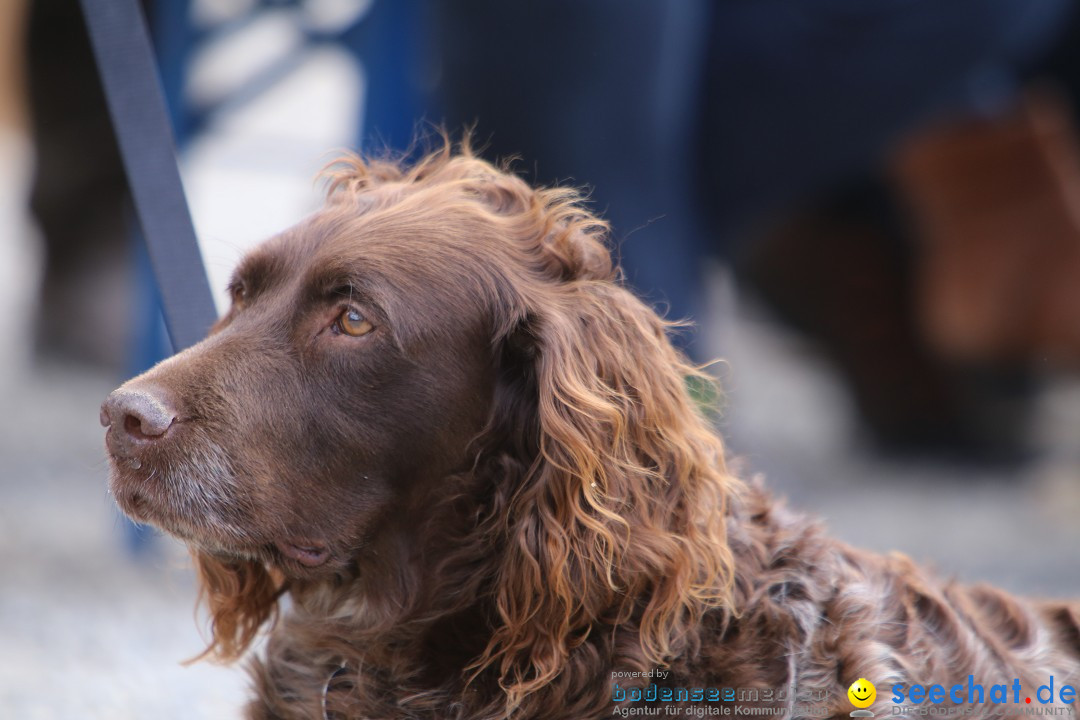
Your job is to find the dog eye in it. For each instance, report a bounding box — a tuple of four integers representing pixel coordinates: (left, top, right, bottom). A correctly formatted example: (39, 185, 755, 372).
(336, 308, 374, 337)
(228, 280, 248, 305)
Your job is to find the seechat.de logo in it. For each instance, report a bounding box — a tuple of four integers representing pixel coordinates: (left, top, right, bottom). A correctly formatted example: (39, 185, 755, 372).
(891, 675, 1077, 707)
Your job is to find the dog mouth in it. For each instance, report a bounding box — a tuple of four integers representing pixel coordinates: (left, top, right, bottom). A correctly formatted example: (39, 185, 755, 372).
(109, 458, 334, 569)
(120, 496, 331, 570)
(274, 539, 330, 567)
(114, 486, 208, 541)
(120, 491, 331, 569)
(109, 469, 244, 547)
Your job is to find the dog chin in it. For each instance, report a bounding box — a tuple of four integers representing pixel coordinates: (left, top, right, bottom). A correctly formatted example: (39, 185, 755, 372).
(110, 479, 242, 550)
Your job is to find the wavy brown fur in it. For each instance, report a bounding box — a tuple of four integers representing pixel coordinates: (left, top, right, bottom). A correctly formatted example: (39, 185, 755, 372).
(190, 552, 284, 663)
(101, 140, 1080, 719)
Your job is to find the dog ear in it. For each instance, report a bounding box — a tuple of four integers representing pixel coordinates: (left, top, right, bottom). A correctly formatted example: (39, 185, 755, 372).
(189, 550, 284, 663)
(475, 276, 735, 710)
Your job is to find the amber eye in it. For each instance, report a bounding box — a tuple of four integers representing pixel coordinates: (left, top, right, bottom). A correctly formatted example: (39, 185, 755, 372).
(336, 308, 374, 337)
(228, 280, 247, 305)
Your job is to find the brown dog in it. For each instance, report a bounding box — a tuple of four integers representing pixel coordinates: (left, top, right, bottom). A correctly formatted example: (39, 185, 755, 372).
(101, 143, 1080, 719)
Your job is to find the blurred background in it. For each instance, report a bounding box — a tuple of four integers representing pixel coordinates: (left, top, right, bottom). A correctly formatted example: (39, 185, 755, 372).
(5, 0, 1080, 716)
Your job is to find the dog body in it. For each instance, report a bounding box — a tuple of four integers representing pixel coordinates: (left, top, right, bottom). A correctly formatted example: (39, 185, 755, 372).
(101, 146, 1080, 719)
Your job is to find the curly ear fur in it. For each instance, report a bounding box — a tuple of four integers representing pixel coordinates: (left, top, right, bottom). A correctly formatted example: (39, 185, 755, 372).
(469, 200, 736, 712)
(190, 551, 285, 663)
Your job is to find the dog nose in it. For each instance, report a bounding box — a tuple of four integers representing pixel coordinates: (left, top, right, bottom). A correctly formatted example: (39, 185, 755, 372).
(101, 387, 178, 454)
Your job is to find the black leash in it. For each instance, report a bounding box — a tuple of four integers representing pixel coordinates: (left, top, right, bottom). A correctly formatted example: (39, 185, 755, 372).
(79, 0, 217, 352)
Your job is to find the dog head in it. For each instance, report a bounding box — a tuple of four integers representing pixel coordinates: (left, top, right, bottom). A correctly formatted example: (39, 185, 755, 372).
(101, 143, 734, 704)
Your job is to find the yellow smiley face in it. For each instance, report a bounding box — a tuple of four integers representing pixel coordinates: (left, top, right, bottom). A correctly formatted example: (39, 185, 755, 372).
(848, 678, 876, 708)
